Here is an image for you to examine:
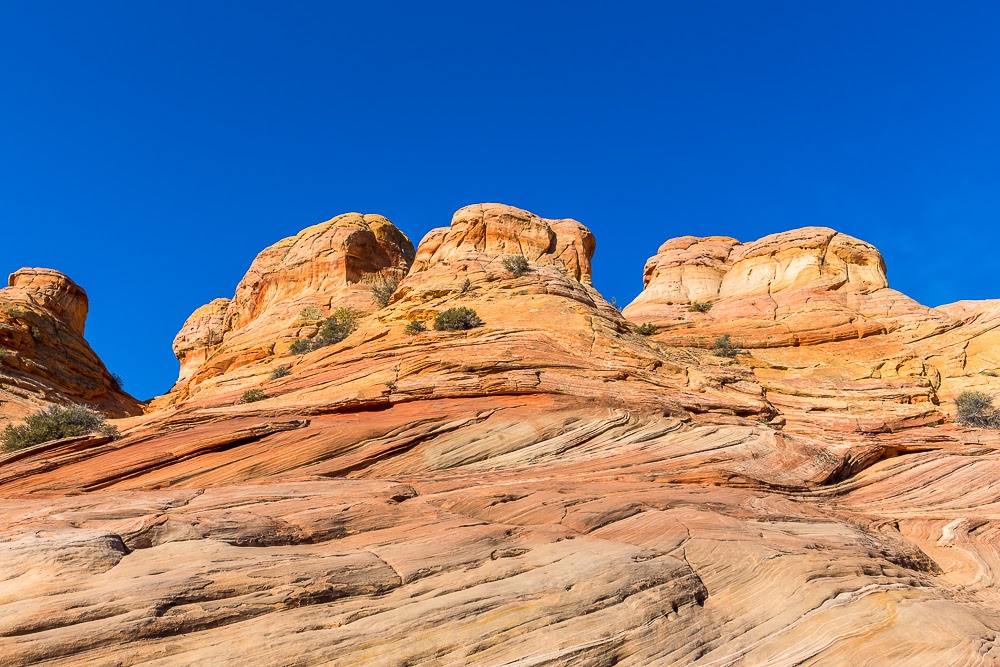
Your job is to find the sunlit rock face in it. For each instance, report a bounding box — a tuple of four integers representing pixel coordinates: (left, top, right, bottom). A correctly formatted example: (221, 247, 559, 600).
(0, 268, 141, 421)
(158, 213, 415, 404)
(1, 209, 1000, 666)
(625, 226, 953, 348)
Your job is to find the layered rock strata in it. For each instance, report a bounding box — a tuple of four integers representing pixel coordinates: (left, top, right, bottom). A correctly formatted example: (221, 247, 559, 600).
(0, 268, 141, 421)
(159, 213, 415, 403)
(624, 227, 955, 348)
(1, 207, 999, 666)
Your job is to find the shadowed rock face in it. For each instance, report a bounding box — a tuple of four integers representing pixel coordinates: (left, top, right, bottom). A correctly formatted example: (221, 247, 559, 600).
(0, 268, 142, 421)
(2, 208, 1000, 666)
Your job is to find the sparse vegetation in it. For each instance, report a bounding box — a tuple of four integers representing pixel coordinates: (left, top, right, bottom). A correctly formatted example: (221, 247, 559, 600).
(981, 369, 999, 377)
(459, 278, 472, 294)
(240, 388, 267, 404)
(299, 306, 322, 321)
(290, 307, 361, 354)
(269, 364, 292, 380)
(502, 254, 530, 277)
(711, 334, 741, 358)
(1, 405, 119, 453)
(109, 373, 124, 391)
(955, 390, 1000, 428)
(433, 307, 484, 331)
(688, 301, 713, 313)
(370, 273, 399, 308)
(384, 364, 400, 393)
(404, 320, 427, 335)
(636, 322, 657, 336)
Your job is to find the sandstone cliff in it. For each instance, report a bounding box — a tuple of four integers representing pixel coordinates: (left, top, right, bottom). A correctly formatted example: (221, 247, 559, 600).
(0, 268, 142, 422)
(158, 213, 415, 404)
(623, 227, 955, 348)
(1, 208, 999, 666)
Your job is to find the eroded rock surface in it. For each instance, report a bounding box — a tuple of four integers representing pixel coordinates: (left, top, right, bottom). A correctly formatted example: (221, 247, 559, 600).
(625, 227, 954, 348)
(159, 213, 415, 404)
(0, 268, 141, 422)
(1, 208, 999, 666)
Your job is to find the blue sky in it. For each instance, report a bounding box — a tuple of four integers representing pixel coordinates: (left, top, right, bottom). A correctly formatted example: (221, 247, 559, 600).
(2, 2, 999, 400)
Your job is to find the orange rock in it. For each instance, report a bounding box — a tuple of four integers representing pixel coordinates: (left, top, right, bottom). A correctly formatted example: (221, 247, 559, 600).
(625, 227, 954, 348)
(0, 268, 141, 422)
(156, 213, 415, 404)
(2, 210, 1000, 665)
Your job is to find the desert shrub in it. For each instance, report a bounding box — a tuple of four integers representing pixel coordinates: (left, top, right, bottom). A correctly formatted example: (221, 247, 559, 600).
(240, 388, 267, 404)
(269, 364, 292, 380)
(433, 307, 484, 331)
(1, 405, 119, 453)
(688, 301, 713, 313)
(501, 254, 530, 277)
(299, 306, 322, 321)
(404, 320, 427, 335)
(109, 372, 124, 391)
(460, 278, 472, 294)
(636, 322, 657, 336)
(370, 273, 399, 308)
(955, 390, 1000, 428)
(290, 307, 361, 354)
(711, 334, 741, 358)
(981, 369, 999, 377)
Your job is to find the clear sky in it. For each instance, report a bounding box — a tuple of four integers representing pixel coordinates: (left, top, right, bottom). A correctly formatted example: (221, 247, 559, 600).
(2, 2, 998, 400)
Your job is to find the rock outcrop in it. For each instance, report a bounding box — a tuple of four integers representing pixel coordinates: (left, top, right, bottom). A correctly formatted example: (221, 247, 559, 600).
(159, 213, 415, 404)
(625, 227, 954, 348)
(1, 208, 999, 666)
(0, 268, 142, 422)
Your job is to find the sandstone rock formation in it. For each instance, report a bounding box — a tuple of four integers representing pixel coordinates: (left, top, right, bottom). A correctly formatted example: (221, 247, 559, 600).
(0, 268, 141, 422)
(1, 207, 999, 666)
(624, 227, 955, 348)
(158, 213, 415, 404)
(625, 226, 1000, 428)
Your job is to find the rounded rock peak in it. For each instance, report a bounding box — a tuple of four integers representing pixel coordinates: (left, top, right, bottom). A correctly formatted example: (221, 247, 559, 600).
(411, 203, 596, 283)
(7, 267, 89, 335)
(629, 226, 888, 309)
(720, 227, 887, 297)
(224, 212, 415, 333)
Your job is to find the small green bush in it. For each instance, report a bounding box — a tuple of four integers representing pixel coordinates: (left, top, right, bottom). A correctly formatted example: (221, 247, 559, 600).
(636, 322, 657, 336)
(240, 388, 267, 404)
(955, 390, 1000, 428)
(370, 273, 399, 308)
(981, 369, 999, 377)
(501, 255, 531, 277)
(404, 320, 427, 335)
(711, 334, 741, 358)
(433, 307, 484, 331)
(290, 307, 361, 354)
(270, 364, 292, 380)
(299, 306, 322, 321)
(688, 301, 713, 313)
(1, 405, 120, 453)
